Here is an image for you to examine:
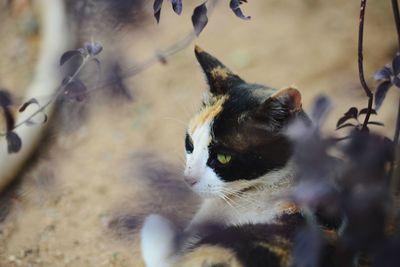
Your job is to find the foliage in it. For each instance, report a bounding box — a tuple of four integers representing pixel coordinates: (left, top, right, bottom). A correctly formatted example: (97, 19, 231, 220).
(153, 0, 250, 36)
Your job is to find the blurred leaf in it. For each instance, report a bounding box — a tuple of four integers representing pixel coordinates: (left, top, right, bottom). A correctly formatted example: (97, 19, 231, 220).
(393, 54, 400, 75)
(64, 79, 87, 101)
(153, 0, 163, 23)
(393, 77, 400, 88)
(171, 0, 182, 15)
(293, 225, 325, 267)
(337, 122, 357, 130)
(2, 107, 14, 131)
(6, 131, 22, 153)
(375, 81, 392, 110)
(192, 2, 208, 36)
(19, 98, 39, 112)
(108, 63, 133, 101)
(0, 90, 12, 107)
(60, 50, 82, 66)
(359, 108, 377, 115)
(84, 42, 103, 56)
(229, 0, 251, 20)
(373, 66, 391, 81)
(311, 95, 331, 123)
(89, 58, 102, 82)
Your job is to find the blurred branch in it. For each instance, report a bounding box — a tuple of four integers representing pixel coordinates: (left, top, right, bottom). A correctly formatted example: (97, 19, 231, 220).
(0, 0, 70, 191)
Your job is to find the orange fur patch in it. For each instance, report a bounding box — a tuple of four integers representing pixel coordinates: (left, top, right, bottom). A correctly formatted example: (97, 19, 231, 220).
(210, 66, 230, 80)
(177, 245, 244, 267)
(255, 241, 292, 267)
(188, 96, 228, 134)
(279, 201, 300, 214)
(194, 45, 204, 53)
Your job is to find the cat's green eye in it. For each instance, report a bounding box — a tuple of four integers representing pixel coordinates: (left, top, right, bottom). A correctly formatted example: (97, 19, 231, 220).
(217, 154, 232, 164)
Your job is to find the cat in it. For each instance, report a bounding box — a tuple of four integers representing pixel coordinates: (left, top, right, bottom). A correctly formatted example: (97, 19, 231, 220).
(140, 46, 313, 267)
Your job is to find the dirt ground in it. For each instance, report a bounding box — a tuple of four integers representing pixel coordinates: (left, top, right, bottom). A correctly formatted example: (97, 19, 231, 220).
(0, 0, 398, 266)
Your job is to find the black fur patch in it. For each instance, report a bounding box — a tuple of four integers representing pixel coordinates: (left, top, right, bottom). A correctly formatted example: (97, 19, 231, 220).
(207, 84, 296, 182)
(197, 213, 305, 267)
(185, 133, 194, 154)
(195, 47, 244, 95)
(194, 48, 310, 182)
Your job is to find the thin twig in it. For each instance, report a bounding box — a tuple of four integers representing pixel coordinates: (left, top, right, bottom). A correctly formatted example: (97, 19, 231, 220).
(358, 0, 374, 130)
(0, 55, 91, 136)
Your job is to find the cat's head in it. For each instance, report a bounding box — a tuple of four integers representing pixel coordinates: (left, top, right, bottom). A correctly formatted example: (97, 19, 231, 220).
(184, 46, 307, 198)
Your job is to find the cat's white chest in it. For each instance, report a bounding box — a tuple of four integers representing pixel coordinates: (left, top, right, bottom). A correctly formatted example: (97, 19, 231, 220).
(186, 194, 285, 232)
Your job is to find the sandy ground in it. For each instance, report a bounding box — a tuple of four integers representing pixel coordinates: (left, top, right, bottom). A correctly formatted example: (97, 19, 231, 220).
(0, 0, 399, 266)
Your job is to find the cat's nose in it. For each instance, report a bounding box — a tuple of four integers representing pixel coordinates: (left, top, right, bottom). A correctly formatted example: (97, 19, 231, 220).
(183, 176, 198, 186)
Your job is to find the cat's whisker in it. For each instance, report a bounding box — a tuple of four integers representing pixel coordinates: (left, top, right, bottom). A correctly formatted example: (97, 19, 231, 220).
(162, 116, 188, 127)
(219, 188, 260, 205)
(217, 193, 243, 222)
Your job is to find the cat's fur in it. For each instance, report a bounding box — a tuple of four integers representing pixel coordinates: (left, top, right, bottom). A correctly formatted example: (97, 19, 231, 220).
(140, 46, 311, 267)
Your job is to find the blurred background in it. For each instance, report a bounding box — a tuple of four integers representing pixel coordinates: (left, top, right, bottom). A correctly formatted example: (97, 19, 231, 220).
(0, 0, 398, 266)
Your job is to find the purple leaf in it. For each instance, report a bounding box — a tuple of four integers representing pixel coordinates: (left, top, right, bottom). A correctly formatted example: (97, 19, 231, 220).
(18, 98, 48, 125)
(153, 0, 163, 23)
(191, 2, 208, 36)
(171, 0, 182, 15)
(0, 90, 12, 107)
(293, 225, 325, 267)
(6, 131, 22, 153)
(336, 107, 358, 128)
(336, 116, 354, 128)
(375, 81, 392, 110)
(84, 42, 103, 56)
(229, 0, 251, 20)
(336, 122, 357, 130)
(19, 98, 39, 112)
(24, 113, 48, 126)
(373, 66, 392, 81)
(64, 79, 87, 101)
(344, 107, 358, 119)
(2, 107, 15, 131)
(107, 63, 133, 101)
(89, 58, 102, 82)
(392, 54, 400, 75)
(60, 50, 82, 66)
(393, 76, 400, 88)
(359, 108, 377, 115)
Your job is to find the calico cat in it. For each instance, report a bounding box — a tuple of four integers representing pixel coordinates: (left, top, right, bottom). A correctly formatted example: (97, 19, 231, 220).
(140, 46, 312, 267)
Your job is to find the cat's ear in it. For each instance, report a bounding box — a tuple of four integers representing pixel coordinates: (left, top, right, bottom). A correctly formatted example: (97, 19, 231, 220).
(195, 45, 244, 95)
(252, 87, 302, 126)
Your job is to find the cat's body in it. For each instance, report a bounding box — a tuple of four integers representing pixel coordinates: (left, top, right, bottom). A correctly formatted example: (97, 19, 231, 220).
(140, 46, 311, 267)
